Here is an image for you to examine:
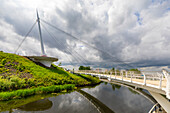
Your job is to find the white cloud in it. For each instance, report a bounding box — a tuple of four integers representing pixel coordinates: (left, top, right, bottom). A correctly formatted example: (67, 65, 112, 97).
(0, 0, 170, 70)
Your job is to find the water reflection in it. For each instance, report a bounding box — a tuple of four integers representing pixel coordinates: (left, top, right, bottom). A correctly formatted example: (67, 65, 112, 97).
(78, 90, 114, 113)
(111, 84, 121, 91)
(83, 82, 154, 113)
(0, 94, 55, 112)
(2, 92, 99, 113)
(1, 82, 155, 113)
(17, 99, 52, 111)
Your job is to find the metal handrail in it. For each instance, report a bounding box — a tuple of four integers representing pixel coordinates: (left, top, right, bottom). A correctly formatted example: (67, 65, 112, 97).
(148, 103, 159, 113)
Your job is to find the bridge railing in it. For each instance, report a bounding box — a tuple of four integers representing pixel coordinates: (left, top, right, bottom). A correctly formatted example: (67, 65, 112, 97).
(76, 69, 170, 99)
(76, 70, 167, 89)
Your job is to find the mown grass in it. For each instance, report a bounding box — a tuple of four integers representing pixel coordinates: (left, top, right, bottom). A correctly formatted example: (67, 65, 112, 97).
(0, 84, 75, 101)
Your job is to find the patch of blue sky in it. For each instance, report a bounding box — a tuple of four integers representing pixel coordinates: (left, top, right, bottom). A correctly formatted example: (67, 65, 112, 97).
(79, 45, 84, 48)
(163, 7, 170, 13)
(134, 12, 143, 25)
(166, 8, 170, 11)
(152, 0, 155, 3)
(152, 0, 168, 4)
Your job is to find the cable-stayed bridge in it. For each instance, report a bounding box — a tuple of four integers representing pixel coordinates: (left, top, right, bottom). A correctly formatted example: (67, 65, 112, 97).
(14, 11, 136, 69)
(14, 11, 170, 113)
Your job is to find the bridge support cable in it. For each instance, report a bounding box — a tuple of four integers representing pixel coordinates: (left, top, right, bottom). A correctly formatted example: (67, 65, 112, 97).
(41, 23, 87, 66)
(42, 24, 88, 65)
(40, 22, 86, 64)
(41, 23, 85, 65)
(14, 21, 37, 54)
(40, 23, 76, 66)
(41, 19, 136, 69)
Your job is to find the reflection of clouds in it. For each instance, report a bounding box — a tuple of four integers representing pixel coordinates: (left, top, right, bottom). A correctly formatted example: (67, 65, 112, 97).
(118, 87, 152, 112)
(83, 83, 104, 97)
(49, 92, 99, 113)
(40, 92, 98, 113)
(83, 83, 153, 113)
(57, 92, 84, 109)
(8, 83, 154, 113)
(10, 92, 99, 113)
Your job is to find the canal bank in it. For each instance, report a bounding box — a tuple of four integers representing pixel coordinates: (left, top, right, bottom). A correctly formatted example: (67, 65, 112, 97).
(1, 82, 154, 113)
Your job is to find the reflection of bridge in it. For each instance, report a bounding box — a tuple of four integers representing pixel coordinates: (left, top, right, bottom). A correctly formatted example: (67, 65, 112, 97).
(77, 90, 115, 113)
(77, 82, 161, 113)
(76, 70, 170, 112)
(107, 80, 157, 104)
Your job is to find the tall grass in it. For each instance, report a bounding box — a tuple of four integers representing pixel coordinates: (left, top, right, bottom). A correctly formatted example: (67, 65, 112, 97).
(0, 51, 92, 92)
(0, 51, 101, 100)
(77, 74, 101, 84)
(0, 84, 75, 101)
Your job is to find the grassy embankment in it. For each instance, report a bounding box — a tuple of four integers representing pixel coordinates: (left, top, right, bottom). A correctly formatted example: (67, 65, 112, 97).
(0, 51, 100, 100)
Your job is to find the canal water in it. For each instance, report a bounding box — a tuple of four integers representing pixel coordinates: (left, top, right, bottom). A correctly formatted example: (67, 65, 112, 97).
(1, 82, 154, 113)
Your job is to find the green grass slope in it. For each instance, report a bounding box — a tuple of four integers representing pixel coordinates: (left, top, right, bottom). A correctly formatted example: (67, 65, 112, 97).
(0, 51, 100, 100)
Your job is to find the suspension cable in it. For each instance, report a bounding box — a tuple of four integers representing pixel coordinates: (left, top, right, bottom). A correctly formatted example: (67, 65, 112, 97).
(41, 23, 89, 65)
(14, 21, 37, 54)
(41, 23, 85, 65)
(41, 19, 136, 69)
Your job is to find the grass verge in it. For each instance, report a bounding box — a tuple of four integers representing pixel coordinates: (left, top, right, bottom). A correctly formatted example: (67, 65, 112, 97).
(76, 74, 101, 85)
(0, 84, 75, 101)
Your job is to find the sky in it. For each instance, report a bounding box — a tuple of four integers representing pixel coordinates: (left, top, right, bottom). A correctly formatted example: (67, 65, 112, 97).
(0, 0, 170, 70)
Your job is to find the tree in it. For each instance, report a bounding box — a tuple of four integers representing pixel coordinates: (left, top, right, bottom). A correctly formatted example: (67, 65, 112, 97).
(129, 68, 141, 73)
(111, 67, 115, 71)
(86, 66, 91, 70)
(79, 66, 91, 70)
(58, 62, 62, 66)
(79, 66, 84, 70)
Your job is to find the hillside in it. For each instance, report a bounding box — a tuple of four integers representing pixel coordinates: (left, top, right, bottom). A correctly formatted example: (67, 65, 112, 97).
(0, 51, 100, 100)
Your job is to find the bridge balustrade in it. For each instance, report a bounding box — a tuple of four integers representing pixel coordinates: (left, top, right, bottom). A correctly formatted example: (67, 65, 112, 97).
(76, 70, 168, 94)
(75, 69, 170, 112)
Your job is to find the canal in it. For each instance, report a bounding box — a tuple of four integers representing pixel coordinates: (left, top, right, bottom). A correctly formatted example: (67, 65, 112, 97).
(0, 82, 155, 113)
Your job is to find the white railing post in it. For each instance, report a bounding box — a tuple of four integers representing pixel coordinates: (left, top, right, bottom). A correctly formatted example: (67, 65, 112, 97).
(143, 72, 146, 85)
(121, 71, 123, 80)
(126, 71, 127, 78)
(158, 73, 162, 89)
(110, 72, 112, 79)
(152, 74, 155, 81)
(115, 70, 116, 79)
(162, 69, 170, 99)
(130, 71, 132, 82)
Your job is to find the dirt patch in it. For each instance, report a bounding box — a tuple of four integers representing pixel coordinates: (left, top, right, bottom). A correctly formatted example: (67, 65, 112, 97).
(0, 61, 33, 79)
(19, 72, 33, 79)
